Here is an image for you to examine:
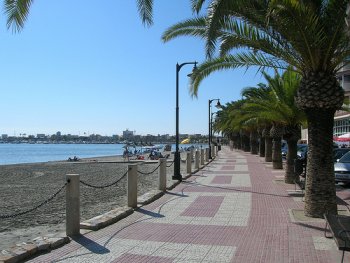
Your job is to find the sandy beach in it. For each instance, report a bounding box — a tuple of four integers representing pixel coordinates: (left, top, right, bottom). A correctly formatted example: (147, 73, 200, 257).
(0, 153, 192, 250)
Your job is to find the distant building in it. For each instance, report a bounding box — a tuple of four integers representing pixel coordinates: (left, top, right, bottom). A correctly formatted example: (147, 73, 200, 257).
(112, 134, 120, 140)
(1, 134, 8, 139)
(56, 131, 61, 137)
(122, 129, 134, 140)
(36, 134, 46, 139)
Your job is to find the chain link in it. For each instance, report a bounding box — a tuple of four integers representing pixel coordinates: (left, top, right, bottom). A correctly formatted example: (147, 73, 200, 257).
(166, 161, 174, 168)
(137, 163, 161, 175)
(79, 170, 128, 189)
(0, 182, 68, 219)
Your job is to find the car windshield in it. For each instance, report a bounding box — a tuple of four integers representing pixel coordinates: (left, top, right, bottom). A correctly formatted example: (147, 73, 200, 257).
(339, 151, 350, 163)
(297, 145, 307, 152)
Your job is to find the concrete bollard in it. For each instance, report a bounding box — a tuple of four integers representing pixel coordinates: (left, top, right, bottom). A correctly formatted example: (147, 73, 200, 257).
(195, 150, 200, 170)
(66, 174, 80, 237)
(200, 149, 204, 166)
(229, 140, 234, 151)
(211, 145, 215, 158)
(158, 158, 166, 191)
(205, 148, 209, 162)
(215, 146, 218, 156)
(186, 152, 192, 174)
(127, 164, 138, 208)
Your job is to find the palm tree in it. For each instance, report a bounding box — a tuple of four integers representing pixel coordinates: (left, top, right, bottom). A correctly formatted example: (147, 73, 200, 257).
(214, 100, 246, 150)
(241, 80, 285, 170)
(4, 0, 154, 31)
(245, 69, 306, 179)
(162, 0, 350, 217)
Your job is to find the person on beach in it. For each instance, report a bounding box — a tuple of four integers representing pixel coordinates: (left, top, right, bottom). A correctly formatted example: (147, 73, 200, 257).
(123, 148, 129, 161)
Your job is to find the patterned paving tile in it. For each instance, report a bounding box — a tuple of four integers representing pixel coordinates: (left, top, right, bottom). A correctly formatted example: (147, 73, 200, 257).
(196, 172, 251, 187)
(181, 196, 225, 217)
(55, 238, 236, 263)
(211, 175, 232, 184)
(138, 192, 251, 226)
(112, 253, 173, 263)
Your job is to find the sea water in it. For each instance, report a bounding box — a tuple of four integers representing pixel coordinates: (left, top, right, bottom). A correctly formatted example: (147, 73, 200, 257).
(0, 143, 206, 165)
(0, 143, 133, 165)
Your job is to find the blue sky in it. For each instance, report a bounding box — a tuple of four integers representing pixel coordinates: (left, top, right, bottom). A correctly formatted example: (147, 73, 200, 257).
(0, 0, 266, 136)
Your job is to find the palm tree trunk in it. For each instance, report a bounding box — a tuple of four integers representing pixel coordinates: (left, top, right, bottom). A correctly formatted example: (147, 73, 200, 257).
(285, 138, 298, 183)
(272, 138, 283, 169)
(265, 137, 272, 162)
(259, 135, 265, 157)
(250, 131, 258, 154)
(304, 109, 337, 217)
(242, 135, 250, 152)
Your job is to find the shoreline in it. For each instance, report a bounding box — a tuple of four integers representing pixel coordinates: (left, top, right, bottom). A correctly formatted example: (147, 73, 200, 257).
(0, 152, 189, 251)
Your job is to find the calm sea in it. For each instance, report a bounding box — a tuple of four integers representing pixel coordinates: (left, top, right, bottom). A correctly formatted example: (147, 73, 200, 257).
(0, 143, 206, 165)
(0, 143, 141, 165)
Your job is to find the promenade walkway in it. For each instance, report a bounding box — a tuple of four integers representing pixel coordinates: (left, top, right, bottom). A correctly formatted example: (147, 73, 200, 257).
(27, 146, 348, 262)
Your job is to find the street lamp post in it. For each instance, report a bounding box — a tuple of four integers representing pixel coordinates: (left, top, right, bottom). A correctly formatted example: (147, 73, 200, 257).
(173, 61, 198, 181)
(208, 99, 221, 159)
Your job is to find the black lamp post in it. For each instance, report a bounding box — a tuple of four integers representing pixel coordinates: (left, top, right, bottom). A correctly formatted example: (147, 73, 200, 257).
(173, 61, 198, 181)
(208, 99, 221, 159)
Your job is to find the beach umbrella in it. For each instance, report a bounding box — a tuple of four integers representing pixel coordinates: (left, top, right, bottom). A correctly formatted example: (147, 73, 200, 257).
(180, 138, 190, 144)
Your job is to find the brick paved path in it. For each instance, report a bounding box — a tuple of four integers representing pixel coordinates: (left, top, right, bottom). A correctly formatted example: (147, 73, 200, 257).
(27, 147, 347, 262)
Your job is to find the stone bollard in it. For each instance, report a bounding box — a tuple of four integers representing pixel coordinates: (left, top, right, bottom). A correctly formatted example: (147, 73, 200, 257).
(66, 174, 80, 237)
(211, 145, 215, 158)
(229, 140, 234, 151)
(215, 146, 218, 156)
(195, 150, 200, 170)
(158, 158, 166, 191)
(128, 164, 138, 208)
(200, 149, 205, 166)
(186, 152, 192, 174)
(205, 148, 209, 163)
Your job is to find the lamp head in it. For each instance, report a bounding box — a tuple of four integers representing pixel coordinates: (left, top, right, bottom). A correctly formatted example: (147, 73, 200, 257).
(187, 62, 198, 77)
(215, 100, 222, 109)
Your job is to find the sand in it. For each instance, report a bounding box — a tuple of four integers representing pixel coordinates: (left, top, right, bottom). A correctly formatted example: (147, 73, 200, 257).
(0, 152, 192, 250)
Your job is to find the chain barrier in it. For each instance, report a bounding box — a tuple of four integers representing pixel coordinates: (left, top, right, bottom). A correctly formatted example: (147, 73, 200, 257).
(137, 163, 161, 175)
(80, 170, 128, 189)
(166, 160, 174, 168)
(0, 182, 68, 219)
(180, 157, 187, 162)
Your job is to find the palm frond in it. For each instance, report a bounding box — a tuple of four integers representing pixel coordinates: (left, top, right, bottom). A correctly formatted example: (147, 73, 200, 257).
(136, 0, 153, 27)
(162, 17, 207, 42)
(190, 52, 289, 96)
(191, 0, 206, 14)
(4, 0, 33, 32)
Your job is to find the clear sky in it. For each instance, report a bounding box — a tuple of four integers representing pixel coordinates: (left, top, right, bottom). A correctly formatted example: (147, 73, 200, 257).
(0, 0, 266, 137)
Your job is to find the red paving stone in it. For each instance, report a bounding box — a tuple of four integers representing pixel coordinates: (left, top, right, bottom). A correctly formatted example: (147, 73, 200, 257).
(26, 147, 349, 263)
(111, 253, 174, 263)
(181, 196, 224, 217)
(211, 175, 232, 184)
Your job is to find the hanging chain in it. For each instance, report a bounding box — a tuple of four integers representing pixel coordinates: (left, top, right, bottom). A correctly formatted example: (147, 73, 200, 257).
(0, 182, 68, 219)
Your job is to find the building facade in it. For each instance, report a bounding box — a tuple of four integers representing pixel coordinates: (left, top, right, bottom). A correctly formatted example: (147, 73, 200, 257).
(334, 61, 350, 138)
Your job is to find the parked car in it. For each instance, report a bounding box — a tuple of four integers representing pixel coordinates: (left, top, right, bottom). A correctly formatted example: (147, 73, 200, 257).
(334, 151, 350, 185)
(333, 148, 350, 162)
(281, 143, 308, 159)
(297, 144, 308, 159)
